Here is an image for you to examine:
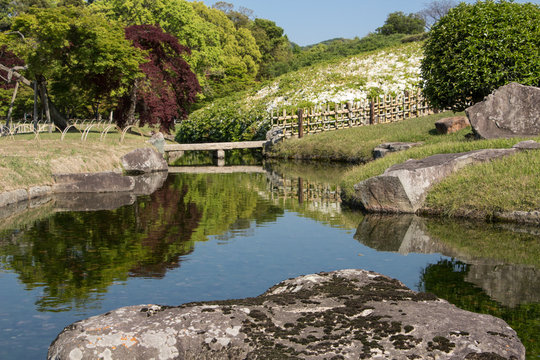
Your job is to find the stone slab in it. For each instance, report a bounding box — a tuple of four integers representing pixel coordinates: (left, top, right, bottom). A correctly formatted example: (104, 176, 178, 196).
(48, 269, 524, 360)
(121, 147, 168, 174)
(53, 172, 135, 193)
(0, 189, 28, 208)
(355, 148, 516, 213)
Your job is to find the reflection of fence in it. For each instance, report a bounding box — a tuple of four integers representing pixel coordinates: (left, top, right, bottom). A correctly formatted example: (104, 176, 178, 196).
(267, 175, 342, 203)
(270, 90, 434, 138)
(0, 119, 145, 142)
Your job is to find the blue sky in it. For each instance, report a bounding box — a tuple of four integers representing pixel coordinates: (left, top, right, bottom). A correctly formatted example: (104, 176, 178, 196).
(200, 0, 540, 46)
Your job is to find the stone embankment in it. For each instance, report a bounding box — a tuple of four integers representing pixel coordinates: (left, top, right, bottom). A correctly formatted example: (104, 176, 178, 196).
(0, 147, 168, 213)
(48, 269, 525, 360)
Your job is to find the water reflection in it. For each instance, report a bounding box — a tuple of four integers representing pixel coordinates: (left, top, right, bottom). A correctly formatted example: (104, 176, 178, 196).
(0, 162, 538, 358)
(354, 214, 540, 307)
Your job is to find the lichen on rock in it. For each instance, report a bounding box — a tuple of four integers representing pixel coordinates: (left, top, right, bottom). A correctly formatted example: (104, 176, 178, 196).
(48, 269, 525, 360)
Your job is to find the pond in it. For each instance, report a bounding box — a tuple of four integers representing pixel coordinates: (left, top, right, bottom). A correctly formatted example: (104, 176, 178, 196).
(0, 160, 539, 359)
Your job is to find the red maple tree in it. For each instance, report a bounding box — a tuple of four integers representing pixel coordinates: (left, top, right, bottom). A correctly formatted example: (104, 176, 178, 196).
(116, 25, 201, 133)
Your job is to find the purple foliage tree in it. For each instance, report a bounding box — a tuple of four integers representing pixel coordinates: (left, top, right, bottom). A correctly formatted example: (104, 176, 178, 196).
(117, 25, 201, 133)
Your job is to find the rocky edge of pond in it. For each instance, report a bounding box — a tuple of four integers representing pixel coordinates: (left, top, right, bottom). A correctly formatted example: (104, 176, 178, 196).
(0, 147, 168, 213)
(352, 83, 540, 223)
(48, 269, 524, 360)
(353, 140, 540, 221)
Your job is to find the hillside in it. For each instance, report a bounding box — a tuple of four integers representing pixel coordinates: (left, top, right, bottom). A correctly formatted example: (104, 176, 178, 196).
(177, 41, 424, 143)
(251, 41, 423, 110)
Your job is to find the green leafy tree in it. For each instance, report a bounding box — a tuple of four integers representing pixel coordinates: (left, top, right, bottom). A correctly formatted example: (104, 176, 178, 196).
(191, 2, 261, 97)
(92, 0, 260, 98)
(421, 0, 540, 111)
(250, 18, 293, 79)
(376, 11, 425, 35)
(5, 5, 144, 123)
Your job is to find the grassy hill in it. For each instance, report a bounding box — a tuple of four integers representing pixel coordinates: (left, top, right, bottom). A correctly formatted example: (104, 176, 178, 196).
(177, 41, 424, 143)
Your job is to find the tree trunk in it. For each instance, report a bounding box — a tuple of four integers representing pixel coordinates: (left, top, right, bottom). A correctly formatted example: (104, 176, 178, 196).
(6, 80, 19, 130)
(37, 76, 53, 132)
(33, 81, 38, 131)
(36, 75, 68, 131)
(126, 79, 139, 126)
(1, 64, 68, 131)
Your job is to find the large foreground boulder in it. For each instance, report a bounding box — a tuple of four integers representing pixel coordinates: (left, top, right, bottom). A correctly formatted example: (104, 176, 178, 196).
(48, 269, 524, 360)
(466, 83, 540, 139)
(355, 148, 517, 213)
(121, 147, 168, 174)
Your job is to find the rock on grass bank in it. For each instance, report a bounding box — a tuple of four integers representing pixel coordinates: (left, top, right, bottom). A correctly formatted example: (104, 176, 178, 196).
(0, 138, 149, 193)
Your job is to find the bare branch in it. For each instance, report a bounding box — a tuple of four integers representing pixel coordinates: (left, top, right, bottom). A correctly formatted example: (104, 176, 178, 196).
(420, 0, 458, 30)
(0, 63, 32, 87)
(4, 31, 27, 42)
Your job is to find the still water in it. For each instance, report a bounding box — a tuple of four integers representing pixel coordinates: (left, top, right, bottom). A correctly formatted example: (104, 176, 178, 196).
(0, 161, 538, 359)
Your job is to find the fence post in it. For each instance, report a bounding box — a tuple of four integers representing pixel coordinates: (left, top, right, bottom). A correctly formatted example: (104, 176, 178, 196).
(369, 99, 375, 125)
(298, 108, 304, 138)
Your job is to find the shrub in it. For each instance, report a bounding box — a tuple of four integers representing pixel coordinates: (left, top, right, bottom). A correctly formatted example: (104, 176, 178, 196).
(175, 94, 270, 143)
(421, 0, 540, 111)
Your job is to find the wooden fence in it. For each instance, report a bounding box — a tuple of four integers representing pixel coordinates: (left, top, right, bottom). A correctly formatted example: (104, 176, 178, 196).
(270, 90, 434, 138)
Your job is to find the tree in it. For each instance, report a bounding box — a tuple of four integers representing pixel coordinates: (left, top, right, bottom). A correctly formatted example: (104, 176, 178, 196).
(115, 25, 200, 132)
(419, 0, 457, 30)
(376, 11, 425, 35)
(91, 0, 227, 97)
(212, 1, 253, 29)
(191, 2, 261, 97)
(250, 18, 293, 80)
(3, 5, 144, 126)
(421, 0, 540, 111)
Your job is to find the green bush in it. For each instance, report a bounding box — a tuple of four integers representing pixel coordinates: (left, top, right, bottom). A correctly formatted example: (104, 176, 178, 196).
(175, 94, 270, 143)
(421, 0, 540, 111)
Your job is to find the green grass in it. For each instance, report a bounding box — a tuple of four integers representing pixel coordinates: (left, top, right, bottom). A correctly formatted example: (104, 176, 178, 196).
(0, 131, 151, 192)
(269, 111, 469, 162)
(425, 150, 540, 217)
(269, 110, 540, 216)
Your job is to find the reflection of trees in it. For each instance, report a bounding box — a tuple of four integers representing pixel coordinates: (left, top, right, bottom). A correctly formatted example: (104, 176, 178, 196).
(0, 177, 203, 311)
(264, 164, 363, 230)
(420, 259, 540, 358)
(175, 173, 283, 242)
(0, 173, 284, 312)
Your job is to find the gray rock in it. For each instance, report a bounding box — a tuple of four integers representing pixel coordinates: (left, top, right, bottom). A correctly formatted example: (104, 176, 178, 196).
(53, 172, 135, 193)
(132, 172, 168, 196)
(354, 148, 516, 213)
(434, 116, 470, 134)
(54, 192, 136, 212)
(266, 126, 284, 145)
(466, 83, 540, 139)
(121, 147, 168, 174)
(48, 269, 525, 360)
(147, 132, 165, 154)
(512, 140, 540, 151)
(373, 142, 422, 159)
(0, 189, 28, 208)
(29, 185, 52, 199)
(494, 210, 540, 225)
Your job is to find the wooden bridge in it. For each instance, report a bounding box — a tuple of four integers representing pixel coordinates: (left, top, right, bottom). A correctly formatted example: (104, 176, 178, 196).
(164, 140, 269, 165)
